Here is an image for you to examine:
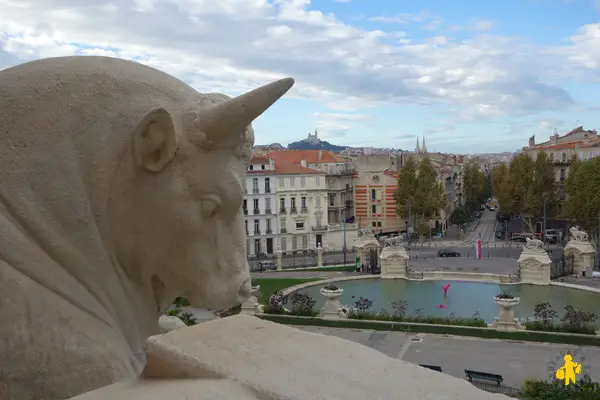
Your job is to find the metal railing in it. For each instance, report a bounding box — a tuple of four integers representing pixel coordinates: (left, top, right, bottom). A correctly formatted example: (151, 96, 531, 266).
(253, 209, 260, 215)
(311, 225, 328, 231)
(301, 207, 308, 213)
(280, 207, 286, 214)
(248, 247, 357, 270)
(290, 207, 297, 214)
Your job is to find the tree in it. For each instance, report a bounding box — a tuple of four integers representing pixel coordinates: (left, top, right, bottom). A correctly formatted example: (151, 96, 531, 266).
(522, 151, 558, 232)
(395, 156, 447, 234)
(414, 157, 447, 222)
(394, 156, 419, 220)
(449, 206, 470, 226)
(463, 163, 486, 210)
(565, 157, 600, 237)
(501, 153, 535, 230)
(491, 163, 511, 215)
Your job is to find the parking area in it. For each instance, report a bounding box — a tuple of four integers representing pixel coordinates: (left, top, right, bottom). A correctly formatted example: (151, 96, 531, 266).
(296, 326, 600, 389)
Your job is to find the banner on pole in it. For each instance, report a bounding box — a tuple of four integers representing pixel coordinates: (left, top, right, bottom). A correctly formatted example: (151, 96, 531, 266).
(476, 239, 483, 259)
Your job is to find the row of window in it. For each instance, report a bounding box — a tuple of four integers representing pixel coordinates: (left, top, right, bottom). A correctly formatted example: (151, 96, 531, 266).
(245, 217, 324, 236)
(249, 235, 310, 254)
(242, 195, 324, 215)
(247, 176, 322, 193)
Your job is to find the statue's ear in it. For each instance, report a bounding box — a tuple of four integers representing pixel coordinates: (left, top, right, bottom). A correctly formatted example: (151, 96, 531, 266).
(132, 108, 177, 172)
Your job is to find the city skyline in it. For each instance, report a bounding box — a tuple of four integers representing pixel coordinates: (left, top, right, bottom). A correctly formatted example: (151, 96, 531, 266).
(2, 0, 600, 153)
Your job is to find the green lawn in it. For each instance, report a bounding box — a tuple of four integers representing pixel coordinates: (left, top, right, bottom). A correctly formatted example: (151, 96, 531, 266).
(253, 278, 323, 304)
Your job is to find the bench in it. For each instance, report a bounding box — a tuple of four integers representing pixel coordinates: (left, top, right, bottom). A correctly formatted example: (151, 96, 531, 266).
(464, 369, 503, 386)
(419, 364, 442, 372)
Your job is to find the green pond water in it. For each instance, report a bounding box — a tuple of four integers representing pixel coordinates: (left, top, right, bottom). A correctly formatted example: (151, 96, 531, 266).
(298, 280, 600, 324)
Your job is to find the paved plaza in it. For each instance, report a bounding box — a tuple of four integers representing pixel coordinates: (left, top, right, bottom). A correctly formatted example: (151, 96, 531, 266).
(295, 326, 600, 389)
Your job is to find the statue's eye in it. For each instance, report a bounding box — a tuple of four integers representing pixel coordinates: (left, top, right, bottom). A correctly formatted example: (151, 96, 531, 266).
(201, 199, 219, 217)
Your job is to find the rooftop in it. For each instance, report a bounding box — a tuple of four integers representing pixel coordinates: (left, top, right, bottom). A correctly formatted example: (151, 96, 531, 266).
(267, 149, 347, 164)
(274, 163, 324, 175)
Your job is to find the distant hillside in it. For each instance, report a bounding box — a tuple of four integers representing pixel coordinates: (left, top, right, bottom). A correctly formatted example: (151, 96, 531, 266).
(287, 139, 347, 152)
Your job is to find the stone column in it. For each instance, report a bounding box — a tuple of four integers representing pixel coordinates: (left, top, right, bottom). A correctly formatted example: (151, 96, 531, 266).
(517, 240, 551, 284)
(316, 244, 324, 268)
(564, 233, 595, 277)
(380, 246, 409, 279)
(276, 250, 283, 271)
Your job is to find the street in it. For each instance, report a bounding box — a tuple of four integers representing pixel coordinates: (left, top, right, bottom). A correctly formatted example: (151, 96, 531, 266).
(462, 208, 498, 245)
(296, 326, 600, 390)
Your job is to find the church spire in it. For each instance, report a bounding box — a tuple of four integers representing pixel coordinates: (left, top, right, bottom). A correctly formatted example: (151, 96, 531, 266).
(422, 134, 427, 153)
(416, 136, 420, 153)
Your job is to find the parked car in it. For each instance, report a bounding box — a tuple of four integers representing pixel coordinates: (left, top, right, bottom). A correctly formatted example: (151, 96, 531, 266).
(480, 204, 486, 211)
(489, 206, 496, 211)
(543, 229, 559, 243)
(474, 211, 481, 218)
(438, 249, 460, 257)
(257, 261, 278, 271)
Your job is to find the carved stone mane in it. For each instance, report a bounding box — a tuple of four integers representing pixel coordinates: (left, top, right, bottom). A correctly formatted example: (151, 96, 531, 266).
(524, 237, 544, 252)
(357, 227, 374, 238)
(569, 226, 589, 242)
(383, 236, 403, 248)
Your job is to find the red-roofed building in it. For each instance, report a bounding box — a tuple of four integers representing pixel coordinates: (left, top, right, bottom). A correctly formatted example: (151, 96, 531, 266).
(266, 149, 355, 225)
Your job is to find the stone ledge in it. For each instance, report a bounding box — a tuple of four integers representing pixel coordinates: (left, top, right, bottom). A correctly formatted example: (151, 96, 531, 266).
(71, 315, 510, 399)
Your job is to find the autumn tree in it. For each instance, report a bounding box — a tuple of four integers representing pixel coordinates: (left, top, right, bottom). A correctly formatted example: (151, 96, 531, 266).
(522, 151, 558, 232)
(491, 163, 511, 213)
(565, 156, 600, 237)
(394, 156, 419, 221)
(463, 163, 486, 210)
(395, 156, 447, 234)
(503, 153, 534, 221)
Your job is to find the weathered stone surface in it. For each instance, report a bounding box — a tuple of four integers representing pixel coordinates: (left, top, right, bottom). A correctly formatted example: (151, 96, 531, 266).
(71, 315, 510, 400)
(0, 56, 293, 400)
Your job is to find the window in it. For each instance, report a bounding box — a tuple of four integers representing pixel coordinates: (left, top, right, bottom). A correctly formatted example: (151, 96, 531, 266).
(280, 218, 286, 232)
(253, 198, 259, 214)
(261, 164, 265, 170)
(292, 236, 297, 250)
(316, 218, 322, 227)
(245, 220, 248, 235)
(254, 219, 260, 235)
(316, 176, 320, 185)
(301, 176, 306, 187)
(266, 219, 272, 234)
(371, 205, 377, 214)
(295, 221, 305, 230)
(371, 189, 376, 200)
(252, 177, 259, 193)
(302, 235, 308, 249)
(254, 239, 260, 254)
(243, 199, 247, 214)
(372, 221, 377, 227)
(279, 197, 286, 212)
(377, 221, 382, 227)
(265, 198, 271, 213)
(281, 237, 287, 251)
(291, 197, 297, 212)
(279, 177, 284, 187)
(249, 165, 254, 171)
(265, 178, 271, 193)
(316, 196, 321, 207)
(561, 153, 567, 162)
(290, 177, 295, 187)
(301, 196, 307, 212)
(329, 194, 335, 206)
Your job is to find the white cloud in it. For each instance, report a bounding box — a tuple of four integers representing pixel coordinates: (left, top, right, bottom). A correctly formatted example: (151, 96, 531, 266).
(0, 0, 591, 124)
(312, 111, 371, 137)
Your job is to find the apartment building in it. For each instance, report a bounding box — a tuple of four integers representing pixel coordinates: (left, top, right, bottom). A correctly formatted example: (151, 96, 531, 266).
(524, 126, 600, 200)
(244, 156, 277, 256)
(354, 154, 405, 233)
(275, 162, 329, 253)
(266, 149, 355, 224)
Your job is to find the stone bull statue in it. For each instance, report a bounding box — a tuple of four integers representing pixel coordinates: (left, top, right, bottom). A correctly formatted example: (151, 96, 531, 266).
(0, 56, 294, 400)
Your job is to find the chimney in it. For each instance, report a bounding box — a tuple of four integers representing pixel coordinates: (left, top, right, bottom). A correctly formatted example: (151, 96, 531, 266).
(300, 160, 307, 167)
(268, 157, 275, 171)
(318, 149, 323, 160)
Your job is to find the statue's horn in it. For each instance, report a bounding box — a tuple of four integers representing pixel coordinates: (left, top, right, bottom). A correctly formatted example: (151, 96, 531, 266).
(196, 77, 295, 145)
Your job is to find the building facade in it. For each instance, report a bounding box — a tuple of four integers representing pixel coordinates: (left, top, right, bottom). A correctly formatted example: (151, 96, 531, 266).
(267, 149, 355, 225)
(275, 162, 329, 253)
(354, 154, 405, 233)
(244, 156, 277, 257)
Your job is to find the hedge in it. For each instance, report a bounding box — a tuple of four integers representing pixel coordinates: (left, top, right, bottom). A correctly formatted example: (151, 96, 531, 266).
(258, 314, 600, 346)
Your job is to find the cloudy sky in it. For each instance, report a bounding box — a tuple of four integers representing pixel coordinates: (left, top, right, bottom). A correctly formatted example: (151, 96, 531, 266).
(2, 0, 600, 153)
